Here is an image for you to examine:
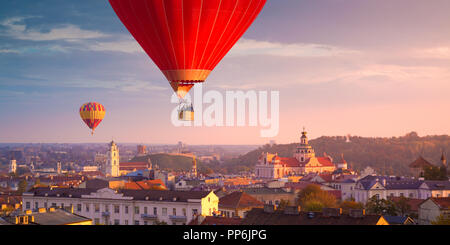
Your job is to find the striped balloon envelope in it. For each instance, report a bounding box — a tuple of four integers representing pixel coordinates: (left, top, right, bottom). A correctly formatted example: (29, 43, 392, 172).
(79, 102, 106, 135)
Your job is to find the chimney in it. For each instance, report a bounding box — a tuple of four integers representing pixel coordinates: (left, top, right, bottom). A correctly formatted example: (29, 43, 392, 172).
(349, 209, 366, 218)
(322, 208, 342, 217)
(264, 204, 276, 213)
(283, 206, 301, 215)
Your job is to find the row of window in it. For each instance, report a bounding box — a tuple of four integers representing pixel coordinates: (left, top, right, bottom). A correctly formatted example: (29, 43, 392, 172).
(26, 201, 194, 217)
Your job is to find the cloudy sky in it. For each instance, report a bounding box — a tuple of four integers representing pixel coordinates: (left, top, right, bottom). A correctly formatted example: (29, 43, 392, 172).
(0, 0, 449, 144)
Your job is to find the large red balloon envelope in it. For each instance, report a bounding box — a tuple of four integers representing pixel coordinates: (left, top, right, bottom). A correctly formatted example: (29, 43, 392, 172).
(109, 0, 267, 98)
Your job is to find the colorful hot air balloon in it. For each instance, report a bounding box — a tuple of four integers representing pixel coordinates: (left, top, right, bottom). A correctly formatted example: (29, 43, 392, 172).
(109, 0, 267, 120)
(79, 102, 106, 135)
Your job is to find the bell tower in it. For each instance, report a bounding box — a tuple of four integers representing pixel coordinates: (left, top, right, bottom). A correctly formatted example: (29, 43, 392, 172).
(294, 128, 315, 163)
(9, 156, 17, 174)
(106, 140, 120, 177)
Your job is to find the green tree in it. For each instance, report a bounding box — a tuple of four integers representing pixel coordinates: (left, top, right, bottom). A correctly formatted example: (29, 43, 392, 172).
(365, 196, 398, 216)
(423, 166, 448, 181)
(278, 199, 290, 210)
(393, 196, 411, 216)
(431, 214, 450, 225)
(339, 200, 364, 213)
(17, 180, 28, 194)
(297, 184, 337, 211)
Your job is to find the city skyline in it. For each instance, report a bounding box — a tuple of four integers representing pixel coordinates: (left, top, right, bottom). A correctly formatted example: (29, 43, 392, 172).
(1, 0, 450, 144)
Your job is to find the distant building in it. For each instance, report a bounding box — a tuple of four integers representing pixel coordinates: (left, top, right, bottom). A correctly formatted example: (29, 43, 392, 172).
(56, 161, 62, 175)
(119, 161, 152, 176)
(255, 129, 345, 179)
(9, 157, 17, 174)
(219, 191, 264, 218)
(354, 175, 450, 204)
(241, 187, 297, 207)
(137, 145, 148, 156)
(418, 197, 450, 225)
(409, 156, 433, 178)
(105, 141, 120, 177)
(82, 166, 99, 172)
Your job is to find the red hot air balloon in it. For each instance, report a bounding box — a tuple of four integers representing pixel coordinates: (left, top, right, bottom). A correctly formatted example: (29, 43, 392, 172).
(109, 0, 267, 120)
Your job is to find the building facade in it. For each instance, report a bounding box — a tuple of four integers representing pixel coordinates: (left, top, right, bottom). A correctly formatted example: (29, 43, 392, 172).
(22, 187, 218, 225)
(255, 130, 344, 179)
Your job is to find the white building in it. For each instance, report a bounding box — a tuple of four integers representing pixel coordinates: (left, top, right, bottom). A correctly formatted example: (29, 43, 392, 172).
(9, 157, 17, 174)
(106, 141, 120, 177)
(354, 175, 450, 204)
(255, 130, 343, 179)
(22, 187, 218, 225)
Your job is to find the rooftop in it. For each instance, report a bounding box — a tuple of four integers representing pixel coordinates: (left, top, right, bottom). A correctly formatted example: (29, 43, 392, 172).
(241, 208, 385, 225)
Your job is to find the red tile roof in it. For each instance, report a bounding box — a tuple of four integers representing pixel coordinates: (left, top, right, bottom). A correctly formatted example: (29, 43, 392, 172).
(119, 162, 150, 171)
(409, 156, 433, 168)
(219, 191, 264, 210)
(241, 208, 384, 225)
(429, 197, 450, 210)
(279, 157, 300, 167)
(316, 157, 335, 167)
(388, 197, 423, 212)
(189, 216, 243, 225)
(124, 180, 167, 190)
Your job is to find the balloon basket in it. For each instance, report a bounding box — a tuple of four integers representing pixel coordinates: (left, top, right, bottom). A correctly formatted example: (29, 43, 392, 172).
(178, 101, 194, 121)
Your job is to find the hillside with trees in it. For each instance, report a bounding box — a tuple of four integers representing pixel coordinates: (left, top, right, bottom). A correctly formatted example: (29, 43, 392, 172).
(223, 132, 450, 176)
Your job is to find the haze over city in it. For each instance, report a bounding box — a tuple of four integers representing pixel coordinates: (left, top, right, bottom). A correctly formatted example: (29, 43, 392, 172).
(1, 0, 450, 144)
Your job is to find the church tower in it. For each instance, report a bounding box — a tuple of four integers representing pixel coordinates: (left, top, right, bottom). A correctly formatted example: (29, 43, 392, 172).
(106, 141, 120, 177)
(441, 152, 447, 168)
(190, 156, 198, 179)
(9, 156, 17, 174)
(294, 128, 315, 163)
(57, 161, 62, 174)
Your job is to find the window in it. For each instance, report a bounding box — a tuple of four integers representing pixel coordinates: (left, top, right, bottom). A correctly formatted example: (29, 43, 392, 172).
(173, 208, 177, 216)
(144, 221, 148, 225)
(61, 203, 64, 208)
(375, 194, 380, 200)
(77, 204, 82, 212)
(94, 218, 100, 225)
(192, 209, 198, 216)
(134, 220, 140, 225)
(153, 207, 157, 215)
(400, 193, 404, 197)
(162, 208, 167, 216)
(409, 193, 414, 198)
(125, 206, 129, 214)
(86, 204, 90, 212)
(35, 202, 38, 209)
(125, 220, 129, 225)
(134, 206, 140, 214)
(182, 208, 186, 217)
(52, 203, 57, 208)
(105, 205, 109, 212)
(44, 202, 47, 208)
(144, 207, 148, 214)
(95, 204, 100, 213)
(25, 202, 30, 209)
(114, 205, 120, 214)
(114, 219, 120, 225)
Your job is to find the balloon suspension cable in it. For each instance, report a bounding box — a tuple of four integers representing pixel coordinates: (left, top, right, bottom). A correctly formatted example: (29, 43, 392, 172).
(91, 129, 95, 136)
